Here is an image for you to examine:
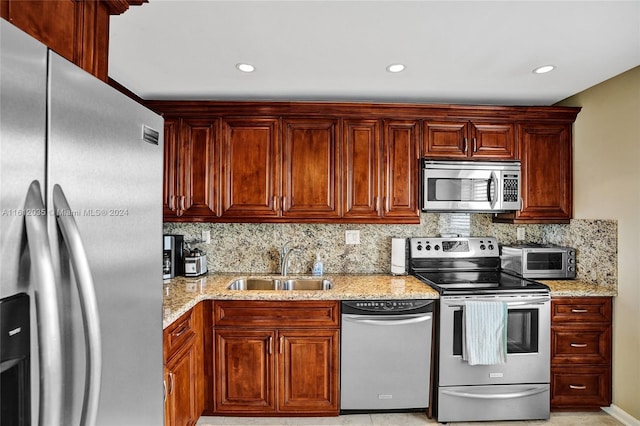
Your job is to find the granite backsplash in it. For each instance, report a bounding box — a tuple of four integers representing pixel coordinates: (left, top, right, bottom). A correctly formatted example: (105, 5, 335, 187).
(164, 214, 617, 289)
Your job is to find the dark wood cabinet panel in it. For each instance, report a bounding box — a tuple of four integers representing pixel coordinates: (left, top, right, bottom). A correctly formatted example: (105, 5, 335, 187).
(282, 119, 341, 219)
(423, 120, 515, 160)
(212, 301, 340, 416)
(220, 118, 280, 218)
(1, 0, 145, 81)
(214, 329, 276, 413)
(150, 102, 578, 224)
(382, 120, 420, 221)
(496, 123, 572, 223)
(163, 118, 180, 217)
(278, 330, 339, 414)
(342, 119, 381, 219)
(178, 119, 219, 219)
(470, 121, 516, 159)
(550, 297, 612, 410)
(164, 305, 203, 426)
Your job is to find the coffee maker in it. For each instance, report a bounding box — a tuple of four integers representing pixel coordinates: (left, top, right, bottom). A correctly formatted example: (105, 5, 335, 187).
(163, 234, 184, 279)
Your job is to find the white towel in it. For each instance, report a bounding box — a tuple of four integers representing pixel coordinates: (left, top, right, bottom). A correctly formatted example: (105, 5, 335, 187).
(462, 300, 507, 365)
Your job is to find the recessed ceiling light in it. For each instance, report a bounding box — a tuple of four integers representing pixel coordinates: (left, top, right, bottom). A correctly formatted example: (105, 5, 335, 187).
(236, 63, 255, 73)
(532, 65, 555, 74)
(386, 63, 406, 73)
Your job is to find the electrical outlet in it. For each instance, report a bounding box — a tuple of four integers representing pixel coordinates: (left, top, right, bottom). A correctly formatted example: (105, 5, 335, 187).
(516, 227, 525, 241)
(345, 230, 360, 245)
(202, 230, 211, 244)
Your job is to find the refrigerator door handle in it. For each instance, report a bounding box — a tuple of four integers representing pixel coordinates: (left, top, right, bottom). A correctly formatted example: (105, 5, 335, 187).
(52, 184, 102, 426)
(24, 180, 64, 426)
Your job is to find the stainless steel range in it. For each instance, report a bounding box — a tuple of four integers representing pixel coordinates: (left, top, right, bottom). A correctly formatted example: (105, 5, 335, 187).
(409, 237, 551, 423)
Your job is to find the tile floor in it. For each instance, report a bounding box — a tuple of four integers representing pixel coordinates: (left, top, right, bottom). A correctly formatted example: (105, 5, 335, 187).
(196, 411, 622, 426)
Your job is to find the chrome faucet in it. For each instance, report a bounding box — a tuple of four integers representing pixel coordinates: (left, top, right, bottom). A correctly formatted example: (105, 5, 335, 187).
(280, 242, 302, 276)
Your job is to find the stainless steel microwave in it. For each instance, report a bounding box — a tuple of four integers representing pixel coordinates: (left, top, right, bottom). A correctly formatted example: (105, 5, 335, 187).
(421, 160, 521, 212)
(500, 244, 576, 279)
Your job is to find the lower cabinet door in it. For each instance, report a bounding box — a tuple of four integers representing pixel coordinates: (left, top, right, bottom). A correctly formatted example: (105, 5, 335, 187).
(167, 343, 198, 426)
(215, 329, 276, 413)
(277, 330, 340, 414)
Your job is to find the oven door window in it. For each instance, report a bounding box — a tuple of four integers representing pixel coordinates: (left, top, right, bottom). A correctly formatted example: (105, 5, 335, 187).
(453, 308, 539, 355)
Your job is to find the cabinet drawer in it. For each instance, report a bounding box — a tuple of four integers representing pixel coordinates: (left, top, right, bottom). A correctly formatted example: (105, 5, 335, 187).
(214, 301, 339, 328)
(551, 367, 611, 408)
(551, 325, 611, 365)
(164, 308, 196, 360)
(551, 297, 612, 323)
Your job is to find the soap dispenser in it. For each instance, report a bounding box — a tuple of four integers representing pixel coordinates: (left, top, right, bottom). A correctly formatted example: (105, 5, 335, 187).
(312, 254, 324, 276)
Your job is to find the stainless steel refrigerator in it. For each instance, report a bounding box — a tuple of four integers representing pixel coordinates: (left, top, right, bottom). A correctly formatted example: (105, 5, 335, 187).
(1, 19, 164, 425)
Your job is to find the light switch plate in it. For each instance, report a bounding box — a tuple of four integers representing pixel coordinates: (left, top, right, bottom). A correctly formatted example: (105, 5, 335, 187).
(516, 227, 525, 241)
(202, 230, 211, 244)
(345, 230, 360, 245)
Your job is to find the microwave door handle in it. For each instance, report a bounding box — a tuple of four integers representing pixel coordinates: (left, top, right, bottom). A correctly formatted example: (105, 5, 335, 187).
(487, 171, 498, 209)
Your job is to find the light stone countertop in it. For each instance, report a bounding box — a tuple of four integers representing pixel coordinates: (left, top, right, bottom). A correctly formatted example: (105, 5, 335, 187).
(162, 273, 616, 329)
(162, 273, 438, 329)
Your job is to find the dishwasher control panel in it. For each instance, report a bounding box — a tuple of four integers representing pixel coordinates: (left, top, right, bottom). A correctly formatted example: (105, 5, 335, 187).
(342, 299, 433, 314)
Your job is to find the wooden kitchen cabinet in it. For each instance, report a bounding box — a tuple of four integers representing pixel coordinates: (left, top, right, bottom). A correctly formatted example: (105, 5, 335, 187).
(213, 300, 340, 416)
(550, 297, 612, 410)
(423, 120, 516, 160)
(382, 120, 420, 221)
(220, 118, 280, 219)
(0, 0, 145, 81)
(495, 123, 573, 223)
(282, 118, 341, 219)
(342, 119, 419, 222)
(163, 118, 221, 220)
(164, 304, 205, 426)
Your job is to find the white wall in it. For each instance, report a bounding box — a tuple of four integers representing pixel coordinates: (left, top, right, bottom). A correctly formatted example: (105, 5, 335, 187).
(557, 66, 640, 419)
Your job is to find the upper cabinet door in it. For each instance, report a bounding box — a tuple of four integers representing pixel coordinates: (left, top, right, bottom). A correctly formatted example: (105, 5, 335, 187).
(423, 121, 468, 158)
(469, 121, 516, 159)
(282, 119, 341, 219)
(342, 119, 381, 219)
(382, 120, 420, 222)
(515, 123, 572, 222)
(163, 118, 180, 218)
(423, 120, 516, 160)
(178, 119, 220, 219)
(220, 118, 280, 219)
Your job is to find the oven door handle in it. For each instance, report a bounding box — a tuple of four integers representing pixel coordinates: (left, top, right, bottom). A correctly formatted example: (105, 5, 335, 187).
(446, 298, 549, 308)
(487, 171, 497, 209)
(441, 386, 548, 400)
(342, 313, 432, 326)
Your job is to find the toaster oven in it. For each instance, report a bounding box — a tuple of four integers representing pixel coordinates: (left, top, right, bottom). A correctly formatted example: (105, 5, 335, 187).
(500, 244, 576, 279)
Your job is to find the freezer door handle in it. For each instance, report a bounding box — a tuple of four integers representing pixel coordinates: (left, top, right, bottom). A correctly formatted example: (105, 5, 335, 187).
(24, 181, 64, 426)
(53, 184, 102, 426)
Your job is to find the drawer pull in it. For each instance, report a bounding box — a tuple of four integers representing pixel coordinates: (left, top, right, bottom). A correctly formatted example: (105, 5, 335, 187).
(571, 308, 588, 313)
(569, 384, 587, 390)
(172, 325, 188, 338)
(570, 343, 588, 348)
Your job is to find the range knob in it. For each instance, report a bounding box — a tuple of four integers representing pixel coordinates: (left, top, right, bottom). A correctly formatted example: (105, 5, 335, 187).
(568, 266, 575, 272)
(425, 244, 431, 251)
(417, 244, 423, 251)
(488, 244, 495, 250)
(568, 258, 575, 264)
(480, 244, 486, 250)
(434, 245, 440, 251)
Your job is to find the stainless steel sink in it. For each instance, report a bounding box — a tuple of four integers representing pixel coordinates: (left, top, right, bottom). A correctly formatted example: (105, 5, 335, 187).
(281, 279, 332, 290)
(227, 278, 280, 290)
(227, 278, 332, 291)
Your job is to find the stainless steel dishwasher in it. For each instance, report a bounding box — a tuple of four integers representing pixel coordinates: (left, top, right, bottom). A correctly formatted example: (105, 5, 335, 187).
(340, 300, 434, 412)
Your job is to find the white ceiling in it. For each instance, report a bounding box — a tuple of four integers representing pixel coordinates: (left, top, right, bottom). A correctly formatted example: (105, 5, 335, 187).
(108, 0, 640, 106)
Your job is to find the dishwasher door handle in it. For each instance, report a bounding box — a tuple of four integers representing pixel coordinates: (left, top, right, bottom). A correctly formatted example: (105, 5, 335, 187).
(342, 313, 432, 326)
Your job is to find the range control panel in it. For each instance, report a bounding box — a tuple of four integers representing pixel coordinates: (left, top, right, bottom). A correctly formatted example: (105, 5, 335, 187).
(410, 237, 499, 259)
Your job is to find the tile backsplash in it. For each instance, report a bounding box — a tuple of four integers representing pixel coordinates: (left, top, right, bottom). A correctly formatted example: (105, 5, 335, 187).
(164, 214, 616, 289)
